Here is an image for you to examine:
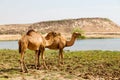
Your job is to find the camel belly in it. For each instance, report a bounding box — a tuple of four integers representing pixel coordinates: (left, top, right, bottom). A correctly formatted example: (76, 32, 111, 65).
(47, 44, 59, 50)
(28, 43, 40, 50)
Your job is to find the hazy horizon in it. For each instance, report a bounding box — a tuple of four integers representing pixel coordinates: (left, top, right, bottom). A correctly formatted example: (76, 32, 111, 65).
(0, 0, 120, 25)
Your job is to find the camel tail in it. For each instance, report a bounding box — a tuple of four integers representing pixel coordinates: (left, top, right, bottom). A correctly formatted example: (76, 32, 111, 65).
(18, 40, 22, 53)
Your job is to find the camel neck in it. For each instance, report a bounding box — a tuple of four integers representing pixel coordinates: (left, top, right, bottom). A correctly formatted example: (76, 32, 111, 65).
(45, 38, 54, 47)
(66, 35, 76, 47)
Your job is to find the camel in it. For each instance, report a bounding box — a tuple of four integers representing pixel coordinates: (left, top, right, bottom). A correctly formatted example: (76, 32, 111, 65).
(18, 29, 59, 72)
(46, 32, 81, 65)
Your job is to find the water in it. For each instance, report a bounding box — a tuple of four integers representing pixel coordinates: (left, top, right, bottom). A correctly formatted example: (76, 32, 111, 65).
(65, 38, 120, 51)
(0, 39, 120, 51)
(0, 41, 18, 49)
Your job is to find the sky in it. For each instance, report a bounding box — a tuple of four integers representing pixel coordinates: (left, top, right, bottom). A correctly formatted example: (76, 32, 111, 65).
(0, 0, 120, 25)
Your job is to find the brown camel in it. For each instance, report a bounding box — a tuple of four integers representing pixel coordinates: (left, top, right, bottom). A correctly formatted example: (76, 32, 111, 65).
(18, 29, 59, 72)
(46, 32, 81, 65)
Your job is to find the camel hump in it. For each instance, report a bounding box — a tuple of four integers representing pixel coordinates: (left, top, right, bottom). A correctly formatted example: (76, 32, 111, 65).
(26, 29, 36, 35)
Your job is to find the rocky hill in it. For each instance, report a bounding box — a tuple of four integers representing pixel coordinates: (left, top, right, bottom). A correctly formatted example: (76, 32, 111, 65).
(31, 18, 120, 33)
(0, 24, 30, 34)
(0, 17, 120, 39)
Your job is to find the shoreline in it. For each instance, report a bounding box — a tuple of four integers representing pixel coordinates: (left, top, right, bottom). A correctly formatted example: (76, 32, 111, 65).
(0, 34, 21, 41)
(1, 33, 120, 41)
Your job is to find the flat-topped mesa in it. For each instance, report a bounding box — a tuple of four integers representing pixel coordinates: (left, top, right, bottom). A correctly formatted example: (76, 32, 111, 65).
(0, 18, 120, 38)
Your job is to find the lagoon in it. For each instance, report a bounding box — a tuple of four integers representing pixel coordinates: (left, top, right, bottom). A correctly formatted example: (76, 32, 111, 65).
(65, 38, 120, 51)
(0, 38, 120, 51)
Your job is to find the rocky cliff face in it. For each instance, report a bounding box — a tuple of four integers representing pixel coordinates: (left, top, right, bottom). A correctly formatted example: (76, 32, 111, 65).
(0, 18, 120, 35)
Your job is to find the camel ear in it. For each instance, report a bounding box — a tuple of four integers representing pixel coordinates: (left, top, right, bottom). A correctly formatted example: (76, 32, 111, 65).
(58, 33, 61, 36)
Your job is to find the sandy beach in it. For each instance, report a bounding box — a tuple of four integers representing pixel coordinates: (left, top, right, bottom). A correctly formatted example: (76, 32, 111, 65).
(1, 33, 120, 41)
(0, 34, 21, 41)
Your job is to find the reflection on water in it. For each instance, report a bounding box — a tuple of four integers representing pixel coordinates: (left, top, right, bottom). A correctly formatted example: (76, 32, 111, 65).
(0, 39, 120, 51)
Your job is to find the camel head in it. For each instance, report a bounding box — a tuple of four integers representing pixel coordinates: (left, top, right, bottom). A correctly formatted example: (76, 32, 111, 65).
(72, 32, 81, 38)
(45, 31, 60, 40)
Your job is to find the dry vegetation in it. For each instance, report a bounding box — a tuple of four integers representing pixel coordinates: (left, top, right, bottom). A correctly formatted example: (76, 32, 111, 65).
(0, 50, 120, 80)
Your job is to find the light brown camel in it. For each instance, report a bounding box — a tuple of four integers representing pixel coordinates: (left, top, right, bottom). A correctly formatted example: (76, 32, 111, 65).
(46, 32, 81, 65)
(18, 29, 59, 72)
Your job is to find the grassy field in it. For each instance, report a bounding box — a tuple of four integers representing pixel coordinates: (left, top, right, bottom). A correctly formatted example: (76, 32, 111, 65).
(0, 49, 120, 80)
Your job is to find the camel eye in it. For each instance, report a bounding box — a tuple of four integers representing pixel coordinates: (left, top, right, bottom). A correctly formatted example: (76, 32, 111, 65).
(52, 32, 55, 35)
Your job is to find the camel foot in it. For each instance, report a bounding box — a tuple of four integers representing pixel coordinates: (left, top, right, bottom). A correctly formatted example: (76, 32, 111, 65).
(21, 69, 28, 73)
(35, 65, 40, 70)
(42, 62, 48, 69)
(58, 62, 64, 67)
(60, 62, 64, 65)
(58, 64, 63, 67)
(43, 65, 48, 70)
(23, 66, 28, 73)
(23, 70, 28, 73)
(20, 67, 28, 73)
(36, 67, 39, 70)
(20, 61, 28, 73)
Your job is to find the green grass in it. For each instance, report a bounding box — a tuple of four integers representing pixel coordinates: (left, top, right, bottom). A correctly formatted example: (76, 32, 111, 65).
(0, 78, 9, 80)
(0, 49, 120, 79)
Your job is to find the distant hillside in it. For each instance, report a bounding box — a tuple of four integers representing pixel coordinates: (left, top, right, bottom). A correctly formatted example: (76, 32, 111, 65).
(0, 24, 30, 34)
(0, 18, 120, 38)
(31, 18, 120, 33)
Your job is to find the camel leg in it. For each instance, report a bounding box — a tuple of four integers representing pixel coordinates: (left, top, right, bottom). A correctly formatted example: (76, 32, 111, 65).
(58, 49, 64, 66)
(60, 49, 64, 65)
(35, 50, 40, 69)
(41, 49, 48, 69)
(58, 50, 61, 66)
(20, 52, 28, 73)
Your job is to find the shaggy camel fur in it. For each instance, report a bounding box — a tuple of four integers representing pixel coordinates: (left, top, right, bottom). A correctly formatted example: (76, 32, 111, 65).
(46, 32, 81, 65)
(18, 30, 59, 72)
